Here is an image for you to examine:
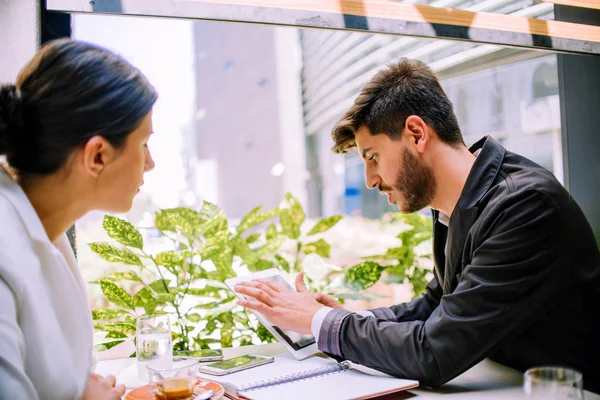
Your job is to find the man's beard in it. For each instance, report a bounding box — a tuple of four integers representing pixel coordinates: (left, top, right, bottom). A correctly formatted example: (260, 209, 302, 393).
(394, 148, 437, 213)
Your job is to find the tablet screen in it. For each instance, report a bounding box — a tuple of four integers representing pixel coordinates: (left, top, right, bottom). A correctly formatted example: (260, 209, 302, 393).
(254, 275, 316, 351)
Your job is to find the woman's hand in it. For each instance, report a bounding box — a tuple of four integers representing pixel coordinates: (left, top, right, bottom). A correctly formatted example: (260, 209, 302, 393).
(82, 373, 126, 400)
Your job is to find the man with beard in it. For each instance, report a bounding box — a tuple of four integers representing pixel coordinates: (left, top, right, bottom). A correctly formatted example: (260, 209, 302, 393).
(234, 58, 600, 393)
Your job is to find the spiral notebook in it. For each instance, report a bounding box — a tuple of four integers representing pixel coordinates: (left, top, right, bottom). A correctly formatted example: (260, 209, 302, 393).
(197, 353, 418, 400)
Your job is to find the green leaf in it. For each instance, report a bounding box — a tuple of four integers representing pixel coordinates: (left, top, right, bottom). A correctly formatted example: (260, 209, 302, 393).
(256, 235, 286, 258)
(92, 308, 128, 320)
(133, 287, 159, 314)
(94, 322, 136, 335)
(266, 223, 278, 240)
(206, 299, 237, 318)
(154, 208, 204, 238)
(237, 205, 262, 233)
(220, 323, 234, 348)
(279, 193, 305, 239)
(198, 231, 229, 259)
(149, 279, 171, 294)
(102, 215, 143, 249)
(100, 280, 135, 309)
(307, 215, 343, 235)
(256, 324, 276, 343)
(245, 233, 261, 244)
(232, 237, 259, 267)
(274, 255, 290, 271)
(94, 331, 128, 352)
(344, 262, 386, 291)
(199, 202, 228, 238)
(104, 271, 143, 283)
(155, 251, 194, 268)
(237, 206, 281, 234)
(89, 243, 143, 267)
(301, 238, 331, 258)
(187, 313, 202, 323)
(251, 259, 274, 271)
(203, 319, 218, 335)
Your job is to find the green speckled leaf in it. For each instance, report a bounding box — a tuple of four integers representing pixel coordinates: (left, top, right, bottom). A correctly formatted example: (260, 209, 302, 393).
(149, 279, 171, 294)
(104, 271, 143, 283)
(93, 322, 136, 335)
(232, 237, 259, 267)
(301, 238, 331, 258)
(256, 324, 276, 343)
(220, 323, 234, 348)
(91, 308, 128, 320)
(274, 255, 289, 271)
(155, 251, 194, 268)
(186, 313, 202, 323)
(307, 215, 343, 235)
(237, 206, 281, 234)
(199, 202, 228, 238)
(256, 235, 286, 258)
(133, 287, 159, 314)
(155, 208, 204, 238)
(245, 233, 261, 244)
(94, 331, 128, 352)
(344, 262, 386, 291)
(89, 242, 143, 267)
(266, 223, 278, 240)
(279, 193, 305, 239)
(251, 259, 274, 272)
(100, 280, 135, 309)
(102, 215, 143, 249)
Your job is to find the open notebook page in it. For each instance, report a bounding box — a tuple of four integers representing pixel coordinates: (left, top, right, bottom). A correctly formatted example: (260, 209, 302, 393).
(197, 353, 338, 396)
(241, 368, 419, 400)
(197, 352, 418, 400)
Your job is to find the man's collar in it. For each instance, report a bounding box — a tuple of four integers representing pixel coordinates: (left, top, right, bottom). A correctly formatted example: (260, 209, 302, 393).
(0, 165, 52, 244)
(455, 136, 505, 210)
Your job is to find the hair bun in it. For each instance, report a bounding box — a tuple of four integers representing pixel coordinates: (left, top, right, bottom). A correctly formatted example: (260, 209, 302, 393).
(0, 84, 24, 156)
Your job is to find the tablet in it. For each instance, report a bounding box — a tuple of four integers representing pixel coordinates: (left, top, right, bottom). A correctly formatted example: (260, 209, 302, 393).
(225, 269, 320, 360)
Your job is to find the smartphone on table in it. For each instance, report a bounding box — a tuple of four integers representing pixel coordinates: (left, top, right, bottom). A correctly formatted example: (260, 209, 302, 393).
(197, 354, 274, 376)
(173, 349, 223, 362)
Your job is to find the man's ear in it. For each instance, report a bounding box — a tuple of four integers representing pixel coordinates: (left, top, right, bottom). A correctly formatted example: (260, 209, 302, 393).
(404, 115, 429, 153)
(81, 136, 116, 178)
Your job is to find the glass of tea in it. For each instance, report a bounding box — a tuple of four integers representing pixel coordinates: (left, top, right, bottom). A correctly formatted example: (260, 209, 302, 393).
(523, 366, 583, 399)
(147, 358, 200, 400)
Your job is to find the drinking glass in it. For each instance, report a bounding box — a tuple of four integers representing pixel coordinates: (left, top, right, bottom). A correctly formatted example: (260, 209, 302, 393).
(136, 314, 173, 381)
(148, 358, 199, 400)
(524, 366, 583, 399)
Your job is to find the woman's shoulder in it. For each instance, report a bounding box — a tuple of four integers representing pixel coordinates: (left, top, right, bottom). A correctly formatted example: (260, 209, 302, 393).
(0, 194, 40, 279)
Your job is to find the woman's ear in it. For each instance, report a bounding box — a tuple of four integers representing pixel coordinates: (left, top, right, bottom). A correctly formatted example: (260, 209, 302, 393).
(81, 136, 115, 178)
(404, 115, 429, 153)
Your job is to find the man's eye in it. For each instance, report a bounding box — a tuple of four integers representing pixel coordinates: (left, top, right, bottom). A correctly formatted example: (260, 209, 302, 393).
(369, 155, 376, 162)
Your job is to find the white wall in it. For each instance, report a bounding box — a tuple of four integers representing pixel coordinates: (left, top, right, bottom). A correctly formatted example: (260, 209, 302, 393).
(0, 0, 40, 83)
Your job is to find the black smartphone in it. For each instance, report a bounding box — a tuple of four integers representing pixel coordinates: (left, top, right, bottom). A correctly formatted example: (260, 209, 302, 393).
(173, 349, 224, 362)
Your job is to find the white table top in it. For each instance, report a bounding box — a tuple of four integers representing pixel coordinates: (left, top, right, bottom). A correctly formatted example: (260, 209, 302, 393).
(95, 343, 599, 399)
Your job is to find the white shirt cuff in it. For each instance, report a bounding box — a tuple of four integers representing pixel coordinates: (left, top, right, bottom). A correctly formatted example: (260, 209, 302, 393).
(311, 306, 334, 343)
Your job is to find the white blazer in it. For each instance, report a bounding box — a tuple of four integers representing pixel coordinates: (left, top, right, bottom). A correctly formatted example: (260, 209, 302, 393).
(0, 166, 94, 399)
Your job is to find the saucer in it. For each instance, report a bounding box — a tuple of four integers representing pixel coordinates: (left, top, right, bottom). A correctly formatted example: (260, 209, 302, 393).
(125, 378, 225, 400)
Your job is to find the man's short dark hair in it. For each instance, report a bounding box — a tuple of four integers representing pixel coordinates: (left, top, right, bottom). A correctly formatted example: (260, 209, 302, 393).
(331, 58, 464, 154)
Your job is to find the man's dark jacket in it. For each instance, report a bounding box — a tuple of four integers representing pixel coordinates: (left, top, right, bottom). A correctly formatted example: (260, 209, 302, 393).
(318, 137, 600, 393)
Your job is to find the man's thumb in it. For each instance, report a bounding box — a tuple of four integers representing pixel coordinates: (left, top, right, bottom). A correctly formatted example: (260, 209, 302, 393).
(296, 272, 309, 294)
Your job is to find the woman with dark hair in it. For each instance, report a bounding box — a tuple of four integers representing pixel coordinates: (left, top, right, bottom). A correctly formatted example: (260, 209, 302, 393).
(0, 39, 157, 399)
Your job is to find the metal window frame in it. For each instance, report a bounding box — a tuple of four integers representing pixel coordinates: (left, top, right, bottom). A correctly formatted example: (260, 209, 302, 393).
(46, 0, 600, 55)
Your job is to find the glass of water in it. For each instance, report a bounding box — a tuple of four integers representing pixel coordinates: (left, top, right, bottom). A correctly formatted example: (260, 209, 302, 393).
(136, 314, 173, 381)
(524, 366, 583, 399)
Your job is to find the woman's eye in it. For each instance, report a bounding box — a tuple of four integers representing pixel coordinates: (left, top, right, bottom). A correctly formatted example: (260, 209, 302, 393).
(369, 155, 376, 162)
